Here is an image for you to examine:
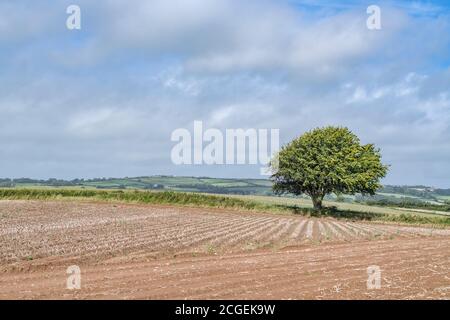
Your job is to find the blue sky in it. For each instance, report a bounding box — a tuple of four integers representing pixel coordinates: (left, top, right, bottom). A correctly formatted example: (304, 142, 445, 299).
(1, 0, 450, 187)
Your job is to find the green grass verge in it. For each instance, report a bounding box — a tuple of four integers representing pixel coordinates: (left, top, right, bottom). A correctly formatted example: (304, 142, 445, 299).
(0, 188, 449, 227)
(0, 188, 282, 212)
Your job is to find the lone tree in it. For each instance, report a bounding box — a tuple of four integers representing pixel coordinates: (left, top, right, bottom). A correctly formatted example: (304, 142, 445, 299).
(270, 126, 388, 211)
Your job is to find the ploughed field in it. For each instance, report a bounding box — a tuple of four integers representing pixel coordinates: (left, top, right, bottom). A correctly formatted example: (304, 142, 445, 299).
(0, 200, 449, 299)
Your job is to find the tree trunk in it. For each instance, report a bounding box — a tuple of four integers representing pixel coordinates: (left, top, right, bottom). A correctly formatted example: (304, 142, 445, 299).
(312, 195, 323, 211)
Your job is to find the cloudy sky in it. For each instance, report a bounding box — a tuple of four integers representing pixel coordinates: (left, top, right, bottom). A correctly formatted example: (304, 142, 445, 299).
(1, 0, 450, 187)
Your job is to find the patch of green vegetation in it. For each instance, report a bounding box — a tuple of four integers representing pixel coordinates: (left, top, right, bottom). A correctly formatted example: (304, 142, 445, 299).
(206, 244, 217, 255)
(360, 197, 450, 211)
(382, 213, 450, 225)
(2, 176, 275, 196)
(0, 188, 287, 212)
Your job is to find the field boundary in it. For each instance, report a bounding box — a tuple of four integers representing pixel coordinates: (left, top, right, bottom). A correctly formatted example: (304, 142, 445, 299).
(1, 188, 449, 227)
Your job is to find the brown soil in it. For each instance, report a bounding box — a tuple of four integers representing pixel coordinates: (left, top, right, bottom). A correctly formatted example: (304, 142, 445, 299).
(0, 200, 448, 299)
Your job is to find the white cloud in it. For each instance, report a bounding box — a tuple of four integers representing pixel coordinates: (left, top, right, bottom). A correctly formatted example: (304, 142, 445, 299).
(0, 1, 56, 42)
(1, 0, 450, 186)
(54, 0, 403, 76)
(67, 108, 138, 138)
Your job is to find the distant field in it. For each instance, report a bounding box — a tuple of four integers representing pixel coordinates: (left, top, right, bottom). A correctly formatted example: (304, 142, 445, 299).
(3, 176, 448, 206)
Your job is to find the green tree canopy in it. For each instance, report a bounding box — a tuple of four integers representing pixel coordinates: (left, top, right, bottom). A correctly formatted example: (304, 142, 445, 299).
(270, 126, 388, 211)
